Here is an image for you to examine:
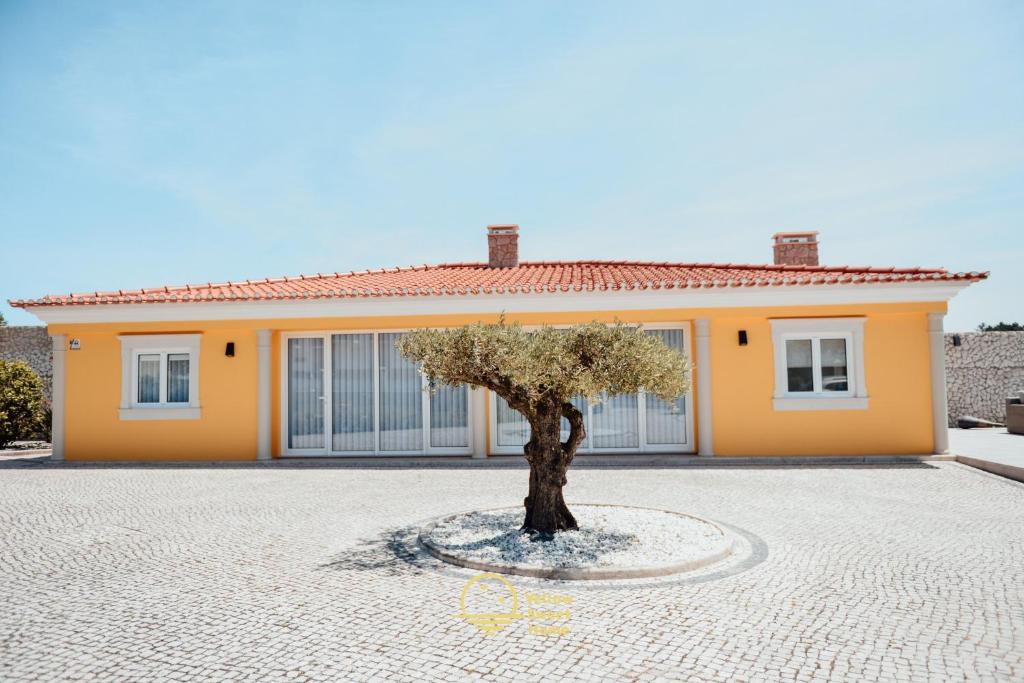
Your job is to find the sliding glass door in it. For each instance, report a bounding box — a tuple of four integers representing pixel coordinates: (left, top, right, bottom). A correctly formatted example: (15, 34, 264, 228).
(283, 332, 472, 456)
(489, 325, 693, 454)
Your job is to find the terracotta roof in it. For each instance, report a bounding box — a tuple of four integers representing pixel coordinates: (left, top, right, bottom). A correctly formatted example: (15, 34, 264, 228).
(8, 261, 988, 307)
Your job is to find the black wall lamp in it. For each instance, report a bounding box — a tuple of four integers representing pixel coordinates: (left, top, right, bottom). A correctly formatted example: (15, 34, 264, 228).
(738, 330, 748, 346)
(225, 342, 235, 357)
(952, 334, 962, 347)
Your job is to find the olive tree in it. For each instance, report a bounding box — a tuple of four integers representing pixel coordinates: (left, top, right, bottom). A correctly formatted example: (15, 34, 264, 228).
(397, 320, 689, 536)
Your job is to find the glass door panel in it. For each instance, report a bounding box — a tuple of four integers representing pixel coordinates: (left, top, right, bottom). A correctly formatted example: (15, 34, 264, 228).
(378, 332, 423, 451)
(496, 396, 530, 447)
(430, 383, 469, 448)
(331, 334, 375, 452)
(287, 337, 325, 449)
(644, 329, 688, 445)
(591, 393, 639, 448)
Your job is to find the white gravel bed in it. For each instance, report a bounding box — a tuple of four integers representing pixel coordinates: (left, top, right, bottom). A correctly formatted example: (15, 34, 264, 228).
(422, 504, 729, 571)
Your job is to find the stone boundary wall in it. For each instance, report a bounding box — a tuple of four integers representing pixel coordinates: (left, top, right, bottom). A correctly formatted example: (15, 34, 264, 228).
(0, 326, 52, 400)
(945, 331, 1024, 425)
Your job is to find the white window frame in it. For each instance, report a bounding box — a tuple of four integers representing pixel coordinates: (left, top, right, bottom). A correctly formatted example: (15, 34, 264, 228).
(280, 330, 474, 457)
(487, 323, 695, 455)
(770, 318, 868, 411)
(118, 334, 201, 420)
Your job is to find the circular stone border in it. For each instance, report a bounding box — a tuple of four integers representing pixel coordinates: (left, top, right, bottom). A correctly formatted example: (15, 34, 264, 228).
(418, 504, 736, 581)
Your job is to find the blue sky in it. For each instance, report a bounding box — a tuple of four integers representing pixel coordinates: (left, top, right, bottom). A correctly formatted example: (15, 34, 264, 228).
(1, 1, 1021, 331)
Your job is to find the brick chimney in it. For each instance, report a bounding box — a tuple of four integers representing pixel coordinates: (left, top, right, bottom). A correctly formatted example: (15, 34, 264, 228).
(772, 231, 819, 266)
(487, 224, 519, 268)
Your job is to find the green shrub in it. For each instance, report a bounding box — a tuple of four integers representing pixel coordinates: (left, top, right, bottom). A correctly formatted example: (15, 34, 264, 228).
(0, 360, 47, 448)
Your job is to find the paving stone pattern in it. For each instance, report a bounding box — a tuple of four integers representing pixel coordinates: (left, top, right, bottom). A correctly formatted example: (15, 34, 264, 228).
(0, 463, 1022, 681)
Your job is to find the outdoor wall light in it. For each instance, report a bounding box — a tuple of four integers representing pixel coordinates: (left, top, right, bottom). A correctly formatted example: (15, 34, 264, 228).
(952, 334, 962, 347)
(738, 330, 748, 346)
(225, 342, 235, 357)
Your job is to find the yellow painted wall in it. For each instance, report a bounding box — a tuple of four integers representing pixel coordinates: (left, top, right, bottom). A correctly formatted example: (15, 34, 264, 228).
(62, 328, 258, 460)
(50, 301, 945, 460)
(708, 311, 935, 455)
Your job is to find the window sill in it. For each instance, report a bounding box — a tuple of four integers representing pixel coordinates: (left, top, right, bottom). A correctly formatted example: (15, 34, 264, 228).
(119, 407, 201, 421)
(772, 397, 869, 412)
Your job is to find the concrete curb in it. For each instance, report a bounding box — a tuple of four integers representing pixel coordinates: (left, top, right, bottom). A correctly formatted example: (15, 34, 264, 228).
(0, 449, 52, 458)
(955, 455, 1024, 484)
(417, 504, 735, 581)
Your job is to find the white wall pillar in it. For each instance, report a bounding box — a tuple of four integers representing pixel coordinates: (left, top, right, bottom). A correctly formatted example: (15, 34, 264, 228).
(928, 313, 950, 454)
(695, 319, 714, 457)
(49, 334, 66, 461)
(471, 387, 488, 458)
(256, 329, 272, 461)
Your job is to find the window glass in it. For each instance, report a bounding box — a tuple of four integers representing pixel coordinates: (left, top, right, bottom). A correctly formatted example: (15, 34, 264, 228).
(591, 393, 639, 448)
(378, 332, 423, 451)
(331, 334, 374, 451)
(137, 354, 161, 403)
(644, 329, 687, 444)
(430, 383, 469, 448)
(785, 339, 814, 392)
(820, 338, 849, 392)
(288, 338, 325, 449)
(166, 354, 190, 403)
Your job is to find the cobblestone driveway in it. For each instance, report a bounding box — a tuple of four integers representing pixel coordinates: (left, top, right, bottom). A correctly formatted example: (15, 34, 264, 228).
(0, 462, 1021, 681)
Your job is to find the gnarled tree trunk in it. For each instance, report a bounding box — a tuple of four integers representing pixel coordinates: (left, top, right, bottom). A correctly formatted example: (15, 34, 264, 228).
(521, 399, 586, 536)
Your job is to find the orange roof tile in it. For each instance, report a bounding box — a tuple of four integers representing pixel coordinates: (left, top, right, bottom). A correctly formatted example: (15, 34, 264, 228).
(8, 261, 988, 307)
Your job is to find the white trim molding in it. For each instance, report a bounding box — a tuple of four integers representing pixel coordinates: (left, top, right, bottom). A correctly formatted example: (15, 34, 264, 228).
(928, 313, 950, 454)
(769, 317, 868, 412)
(22, 280, 973, 325)
(695, 319, 713, 457)
(49, 334, 66, 461)
(118, 334, 201, 421)
(256, 329, 272, 460)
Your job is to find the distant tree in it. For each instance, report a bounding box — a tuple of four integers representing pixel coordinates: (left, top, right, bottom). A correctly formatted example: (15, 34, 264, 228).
(0, 361, 46, 448)
(0, 312, 6, 326)
(398, 320, 690, 536)
(977, 322, 1024, 332)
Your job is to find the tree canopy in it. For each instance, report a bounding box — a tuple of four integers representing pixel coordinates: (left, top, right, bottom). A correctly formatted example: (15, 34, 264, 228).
(397, 320, 690, 412)
(977, 321, 1024, 332)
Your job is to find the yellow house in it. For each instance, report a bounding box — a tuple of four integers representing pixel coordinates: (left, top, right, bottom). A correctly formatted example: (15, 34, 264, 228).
(9, 226, 986, 462)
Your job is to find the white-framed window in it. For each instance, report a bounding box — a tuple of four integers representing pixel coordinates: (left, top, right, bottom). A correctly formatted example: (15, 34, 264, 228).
(769, 318, 868, 411)
(280, 330, 473, 456)
(487, 324, 694, 454)
(118, 334, 201, 420)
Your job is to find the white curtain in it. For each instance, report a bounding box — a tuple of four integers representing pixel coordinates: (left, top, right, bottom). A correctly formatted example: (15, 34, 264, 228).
(332, 334, 375, 451)
(496, 396, 530, 447)
(167, 353, 190, 404)
(288, 338, 324, 449)
(378, 333, 423, 451)
(591, 393, 639, 448)
(430, 383, 469, 448)
(644, 329, 687, 445)
(137, 354, 160, 403)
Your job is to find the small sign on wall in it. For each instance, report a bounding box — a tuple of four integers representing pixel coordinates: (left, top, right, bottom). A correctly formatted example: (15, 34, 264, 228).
(69, 338, 81, 350)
